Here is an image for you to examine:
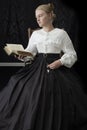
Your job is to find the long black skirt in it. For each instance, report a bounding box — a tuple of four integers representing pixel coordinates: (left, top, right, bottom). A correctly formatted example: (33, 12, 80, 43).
(0, 53, 87, 130)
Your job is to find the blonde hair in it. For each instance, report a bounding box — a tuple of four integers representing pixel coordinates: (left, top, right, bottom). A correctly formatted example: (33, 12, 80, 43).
(36, 3, 56, 20)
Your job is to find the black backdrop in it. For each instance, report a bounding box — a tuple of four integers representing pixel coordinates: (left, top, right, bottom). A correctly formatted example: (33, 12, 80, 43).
(0, 0, 86, 88)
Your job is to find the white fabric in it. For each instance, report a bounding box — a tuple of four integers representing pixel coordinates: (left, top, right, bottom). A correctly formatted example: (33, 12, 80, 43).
(25, 28, 77, 68)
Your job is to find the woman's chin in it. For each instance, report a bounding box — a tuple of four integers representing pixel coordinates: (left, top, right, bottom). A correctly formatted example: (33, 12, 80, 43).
(38, 24, 43, 27)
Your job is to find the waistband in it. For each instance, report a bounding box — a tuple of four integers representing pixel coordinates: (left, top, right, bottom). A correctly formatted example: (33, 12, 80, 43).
(38, 53, 60, 57)
(38, 53, 60, 58)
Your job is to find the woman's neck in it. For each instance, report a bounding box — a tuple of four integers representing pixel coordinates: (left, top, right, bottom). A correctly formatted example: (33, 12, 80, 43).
(43, 25, 54, 32)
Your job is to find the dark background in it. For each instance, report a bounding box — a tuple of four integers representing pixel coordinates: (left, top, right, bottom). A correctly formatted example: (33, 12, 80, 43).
(0, 0, 86, 89)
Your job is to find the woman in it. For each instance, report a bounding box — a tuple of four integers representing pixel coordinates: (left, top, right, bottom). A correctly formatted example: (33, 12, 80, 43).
(0, 3, 87, 130)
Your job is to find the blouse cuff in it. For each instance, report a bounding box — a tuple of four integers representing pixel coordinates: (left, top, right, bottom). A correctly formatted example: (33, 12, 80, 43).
(59, 55, 77, 68)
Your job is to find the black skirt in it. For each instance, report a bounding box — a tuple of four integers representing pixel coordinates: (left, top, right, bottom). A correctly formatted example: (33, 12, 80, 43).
(0, 53, 87, 130)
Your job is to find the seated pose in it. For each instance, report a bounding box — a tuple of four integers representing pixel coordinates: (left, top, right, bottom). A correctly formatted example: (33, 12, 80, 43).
(0, 3, 87, 130)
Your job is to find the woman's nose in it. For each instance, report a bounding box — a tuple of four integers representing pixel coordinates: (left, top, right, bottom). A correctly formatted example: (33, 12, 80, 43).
(37, 19, 40, 22)
(36, 17, 40, 21)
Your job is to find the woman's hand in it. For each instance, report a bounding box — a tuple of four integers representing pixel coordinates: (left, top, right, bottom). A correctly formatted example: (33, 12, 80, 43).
(14, 54, 26, 61)
(47, 60, 63, 69)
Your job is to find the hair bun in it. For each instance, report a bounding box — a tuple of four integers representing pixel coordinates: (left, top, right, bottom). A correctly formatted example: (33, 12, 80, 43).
(48, 3, 54, 10)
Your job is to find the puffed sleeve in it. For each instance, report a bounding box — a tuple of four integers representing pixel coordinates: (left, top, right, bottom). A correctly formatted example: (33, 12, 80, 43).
(60, 30, 77, 68)
(25, 31, 38, 56)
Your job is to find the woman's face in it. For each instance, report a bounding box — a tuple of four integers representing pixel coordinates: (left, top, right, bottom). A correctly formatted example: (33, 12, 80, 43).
(35, 9, 52, 27)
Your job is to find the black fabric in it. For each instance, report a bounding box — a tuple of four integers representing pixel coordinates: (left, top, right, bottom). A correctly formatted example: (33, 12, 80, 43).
(0, 54, 87, 130)
(0, 0, 26, 45)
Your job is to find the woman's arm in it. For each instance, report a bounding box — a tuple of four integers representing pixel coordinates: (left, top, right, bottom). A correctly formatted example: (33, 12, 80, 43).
(60, 30, 77, 68)
(25, 31, 38, 56)
(47, 30, 77, 69)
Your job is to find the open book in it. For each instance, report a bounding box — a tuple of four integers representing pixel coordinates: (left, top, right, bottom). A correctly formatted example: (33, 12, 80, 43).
(4, 43, 34, 63)
(4, 43, 33, 56)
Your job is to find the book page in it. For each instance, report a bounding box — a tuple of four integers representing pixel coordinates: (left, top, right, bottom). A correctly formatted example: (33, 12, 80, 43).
(6, 44, 24, 51)
(4, 46, 12, 55)
(4, 44, 24, 55)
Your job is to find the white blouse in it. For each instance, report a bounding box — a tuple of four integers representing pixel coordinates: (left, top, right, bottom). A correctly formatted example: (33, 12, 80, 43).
(25, 28, 77, 68)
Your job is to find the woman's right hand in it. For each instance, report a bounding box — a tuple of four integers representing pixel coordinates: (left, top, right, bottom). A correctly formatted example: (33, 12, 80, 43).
(14, 54, 26, 61)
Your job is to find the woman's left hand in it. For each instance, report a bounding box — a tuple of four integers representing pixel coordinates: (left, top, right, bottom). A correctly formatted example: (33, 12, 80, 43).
(47, 60, 62, 69)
